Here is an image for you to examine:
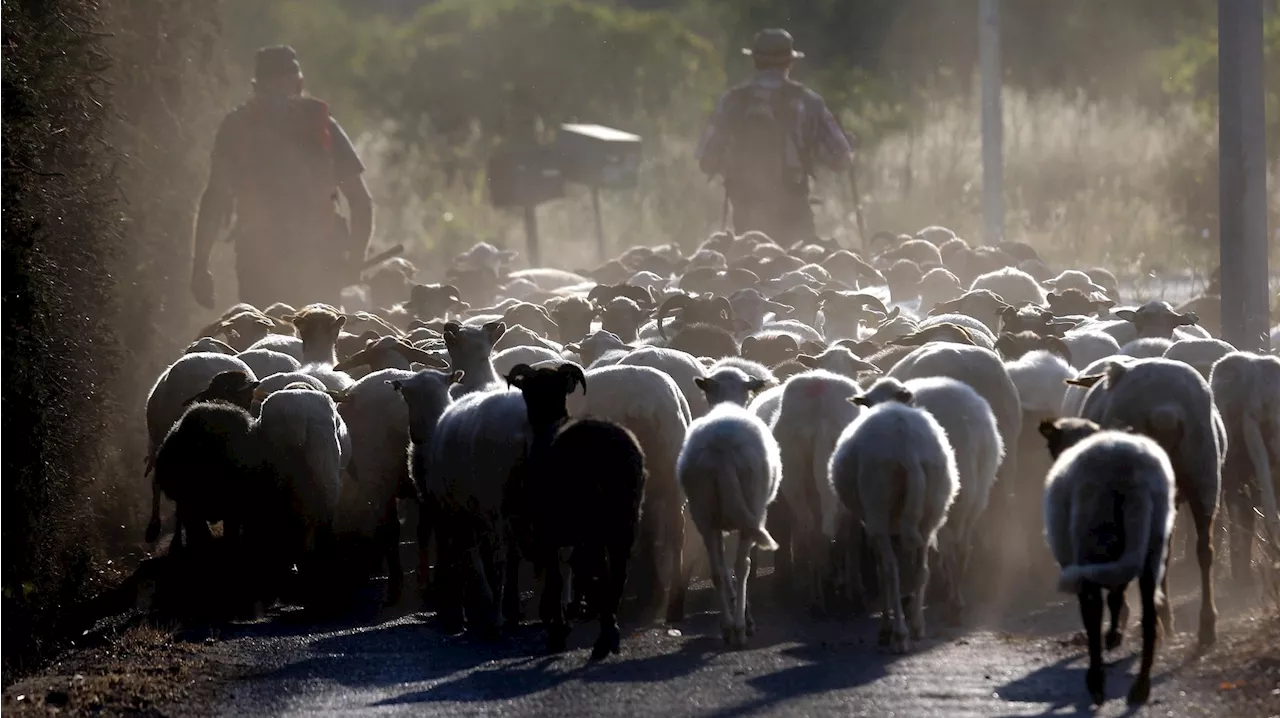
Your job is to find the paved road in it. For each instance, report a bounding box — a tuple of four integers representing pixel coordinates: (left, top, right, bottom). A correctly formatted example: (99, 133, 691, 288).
(211, 571, 1234, 718)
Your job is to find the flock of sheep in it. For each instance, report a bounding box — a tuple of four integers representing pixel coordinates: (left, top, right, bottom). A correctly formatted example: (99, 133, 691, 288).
(145, 226, 1280, 706)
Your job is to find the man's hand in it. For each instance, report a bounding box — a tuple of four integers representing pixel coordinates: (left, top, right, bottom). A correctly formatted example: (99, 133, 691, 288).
(191, 265, 215, 310)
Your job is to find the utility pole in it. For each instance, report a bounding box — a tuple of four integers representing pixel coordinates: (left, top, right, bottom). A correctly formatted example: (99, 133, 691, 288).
(979, 0, 1004, 247)
(1218, 0, 1270, 351)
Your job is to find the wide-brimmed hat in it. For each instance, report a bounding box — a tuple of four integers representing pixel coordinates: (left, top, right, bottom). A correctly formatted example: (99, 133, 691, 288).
(254, 45, 302, 81)
(741, 28, 805, 60)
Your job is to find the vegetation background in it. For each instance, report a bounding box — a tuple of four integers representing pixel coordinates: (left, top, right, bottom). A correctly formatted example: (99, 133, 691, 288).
(4, 0, 1278, 680)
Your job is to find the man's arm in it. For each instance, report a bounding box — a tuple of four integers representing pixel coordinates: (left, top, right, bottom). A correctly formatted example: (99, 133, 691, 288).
(695, 90, 732, 177)
(811, 97, 855, 173)
(329, 117, 373, 259)
(193, 119, 236, 272)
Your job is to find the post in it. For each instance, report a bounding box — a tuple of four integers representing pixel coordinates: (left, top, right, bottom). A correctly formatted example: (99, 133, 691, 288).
(523, 204, 541, 268)
(590, 186, 607, 262)
(1218, 0, 1270, 352)
(979, 0, 1004, 247)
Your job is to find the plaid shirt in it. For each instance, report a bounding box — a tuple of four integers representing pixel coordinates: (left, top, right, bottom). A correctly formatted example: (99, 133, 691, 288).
(696, 68, 854, 178)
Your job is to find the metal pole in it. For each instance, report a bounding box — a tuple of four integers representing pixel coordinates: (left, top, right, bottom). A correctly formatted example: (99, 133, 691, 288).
(979, 0, 1004, 247)
(590, 186, 607, 262)
(1218, 0, 1270, 352)
(523, 204, 541, 267)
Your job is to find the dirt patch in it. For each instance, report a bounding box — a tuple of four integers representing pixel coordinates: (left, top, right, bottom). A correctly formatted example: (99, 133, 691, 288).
(1, 623, 239, 718)
(1179, 611, 1280, 718)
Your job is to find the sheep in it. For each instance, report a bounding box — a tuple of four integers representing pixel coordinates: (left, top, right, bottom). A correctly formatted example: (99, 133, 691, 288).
(1060, 355, 1136, 418)
(1042, 270, 1111, 297)
(885, 376, 1003, 623)
(758, 318, 824, 345)
(418, 384, 531, 634)
(442, 320, 506, 398)
(504, 363, 646, 660)
(1038, 418, 1176, 706)
(545, 296, 595, 344)
(677, 367, 780, 648)
(970, 266, 1047, 308)
(928, 289, 1011, 334)
(246, 333, 305, 363)
(186, 337, 237, 355)
(255, 385, 353, 599)
(728, 288, 793, 334)
(143, 352, 259, 544)
(342, 367, 461, 605)
(771, 285, 822, 326)
(1004, 349, 1077, 555)
(1120, 337, 1173, 359)
(994, 331, 1073, 365)
(917, 267, 964, 313)
(237, 348, 302, 379)
(653, 292, 736, 339)
(282, 304, 356, 391)
(330, 335, 449, 376)
(864, 344, 922, 373)
(891, 322, 992, 351)
(769, 369, 862, 614)
(666, 322, 740, 360)
(596, 296, 649, 340)
(1047, 288, 1116, 318)
(1067, 358, 1222, 646)
(740, 332, 800, 367)
(1115, 300, 1201, 340)
(816, 291, 890, 342)
(828, 376, 959, 653)
(618, 346, 709, 418)
(794, 347, 879, 380)
(1209, 351, 1280, 585)
(862, 308, 918, 345)
(882, 259, 923, 304)
(196, 309, 277, 352)
(493, 324, 563, 354)
(1059, 328, 1122, 369)
(879, 238, 943, 268)
(152, 372, 262, 553)
(492, 345, 563, 377)
(1163, 338, 1235, 380)
(567, 330, 632, 368)
(545, 364, 690, 621)
(403, 283, 469, 321)
(454, 241, 519, 273)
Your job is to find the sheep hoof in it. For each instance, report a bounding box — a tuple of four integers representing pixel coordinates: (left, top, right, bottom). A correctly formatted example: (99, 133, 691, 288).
(1104, 629, 1123, 651)
(590, 625, 620, 660)
(731, 626, 749, 649)
(1086, 666, 1106, 706)
(1126, 674, 1151, 705)
(721, 623, 735, 645)
(889, 633, 910, 654)
(877, 625, 892, 647)
(1197, 613, 1217, 648)
(145, 517, 161, 545)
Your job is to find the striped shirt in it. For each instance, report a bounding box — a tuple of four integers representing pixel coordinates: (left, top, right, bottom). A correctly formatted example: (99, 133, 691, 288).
(696, 68, 854, 179)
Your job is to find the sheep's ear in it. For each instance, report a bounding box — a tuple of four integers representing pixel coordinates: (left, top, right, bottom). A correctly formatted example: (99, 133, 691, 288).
(1114, 309, 1137, 321)
(747, 377, 769, 393)
(694, 376, 713, 392)
(1104, 361, 1129, 386)
(484, 321, 507, 342)
(894, 388, 914, 404)
(1065, 373, 1104, 388)
(1094, 299, 1116, 311)
(850, 395, 870, 407)
(246, 380, 262, 392)
(1000, 305, 1019, 322)
(387, 379, 404, 391)
(741, 336, 758, 350)
(327, 389, 348, 402)
(253, 387, 268, 400)
(254, 316, 274, 328)
(565, 342, 581, 353)
(279, 313, 297, 324)
(796, 353, 819, 368)
(449, 370, 465, 385)
(1038, 418, 1060, 440)
(1178, 311, 1199, 326)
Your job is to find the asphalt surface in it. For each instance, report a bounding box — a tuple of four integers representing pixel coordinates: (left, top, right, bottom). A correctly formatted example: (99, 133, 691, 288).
(211, 566, 1240, 718)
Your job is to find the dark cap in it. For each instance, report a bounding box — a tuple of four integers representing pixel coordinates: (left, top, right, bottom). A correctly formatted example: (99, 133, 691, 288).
(254, 45, 302, 81)
(741, 29, 804, 60)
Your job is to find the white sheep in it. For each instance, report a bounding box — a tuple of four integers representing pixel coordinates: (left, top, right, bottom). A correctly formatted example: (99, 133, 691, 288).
(677, 368, 780, 648)
(1209, 351, 1280, 585)
(1038, 418, 1175, 706)
(1163, 338, 1235, 380)
(890, 376, 1004, 623)
(492, 345, 562, 377)
(143, 351, 259, 543)
(1119, 337, 1173, 359)
(828, 376, 959, 653)
(442, 320, 507, 398)
(237, 348, 302, 379)
(1060, 328, 1121, 370)
(1068, 357, 1223, 647)
(246, 333, 305, 363)
(257, 386, 352, 563)
(770, 369, 862, 612)
(617, 346, 709, 418)
(970, 266, 1047, 307)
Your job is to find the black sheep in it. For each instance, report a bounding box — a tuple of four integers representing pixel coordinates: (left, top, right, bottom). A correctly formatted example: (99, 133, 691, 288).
(504, 363, 647, 660)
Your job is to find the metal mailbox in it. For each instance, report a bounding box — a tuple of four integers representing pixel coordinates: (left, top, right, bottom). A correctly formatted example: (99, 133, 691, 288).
(555, 123, 642, 190)
(486, 144, 566, 209)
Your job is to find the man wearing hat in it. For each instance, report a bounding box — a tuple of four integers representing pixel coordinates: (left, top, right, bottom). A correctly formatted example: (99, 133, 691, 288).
(190, 45, 374, 310)
(696, 29, 855, 245)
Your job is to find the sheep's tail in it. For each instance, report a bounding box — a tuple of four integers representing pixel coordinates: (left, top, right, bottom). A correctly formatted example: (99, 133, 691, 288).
(716, 462, 778, 552)
(898, 458, 928, 552)
(1058, 490, 1153, 594)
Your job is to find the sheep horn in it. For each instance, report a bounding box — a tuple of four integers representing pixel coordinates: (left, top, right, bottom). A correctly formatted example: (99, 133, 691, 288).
(196, 318, 228, 340)
(656, 294, 691, 339)
(440, 284, 462, 301)
(393, 339, 449, 369)
(558, 363, 587, 394)
(851, 293, 888, 315)
(587, 284, 615, 306)
(332, 347, 373, 373)
(712, 295, 734, 319)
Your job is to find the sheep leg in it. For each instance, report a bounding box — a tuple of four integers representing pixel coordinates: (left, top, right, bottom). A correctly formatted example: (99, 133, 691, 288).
(873, 535, 908, 653)
(1188, 496, 1218, 647)
(1104, 583, 1129, 650)
(538, 551, 570, 653)
(502, 542, 523, 626)
(702, 530, 734, 644)
(464, 544, 500, 639)
(377, 499, 403, 606)
(591, 536, 632, 661)
(145, 477, 163, 544)
(416, 498, 436, 605)
(907, 542, 928, 642)
(664, 497, 687, 624)
(729, 537, 752, 649)
(1127, 567, 1159, 705)
(745, 545, 757, 637)
(1227, 483, 1256, 586)
(1242, 417, 1280, 558)
(768, 499, 794, 600)
(1079, 583, 1106, 705)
